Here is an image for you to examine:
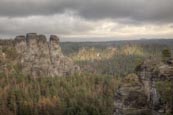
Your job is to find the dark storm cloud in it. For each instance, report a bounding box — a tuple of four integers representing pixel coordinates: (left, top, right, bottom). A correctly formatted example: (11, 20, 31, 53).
(0, 0, 173, 24)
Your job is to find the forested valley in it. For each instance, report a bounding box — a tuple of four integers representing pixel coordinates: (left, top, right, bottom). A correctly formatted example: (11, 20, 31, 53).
(0, 39, 173, 115)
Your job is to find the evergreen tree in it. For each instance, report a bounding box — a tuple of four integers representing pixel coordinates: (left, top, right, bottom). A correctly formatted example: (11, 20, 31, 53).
(162, 48, 171, 61)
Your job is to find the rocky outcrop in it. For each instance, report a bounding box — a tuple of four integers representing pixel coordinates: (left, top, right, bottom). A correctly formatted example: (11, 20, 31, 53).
(114, 74, 148, 115)
(15, 33, 80, 77)
(114, 59, 173, 115)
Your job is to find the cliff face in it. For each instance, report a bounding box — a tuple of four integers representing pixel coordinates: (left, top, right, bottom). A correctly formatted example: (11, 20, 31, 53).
(114, 59, 173, 115)
(15, 33, 80, 77)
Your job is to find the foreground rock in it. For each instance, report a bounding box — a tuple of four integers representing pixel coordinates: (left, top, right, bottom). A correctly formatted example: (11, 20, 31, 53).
(15, 33, 80, 77)
(114, 59, 173, 115)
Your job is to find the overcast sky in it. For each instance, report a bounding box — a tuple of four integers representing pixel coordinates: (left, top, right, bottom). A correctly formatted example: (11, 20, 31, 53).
(0, 0, 173, 41)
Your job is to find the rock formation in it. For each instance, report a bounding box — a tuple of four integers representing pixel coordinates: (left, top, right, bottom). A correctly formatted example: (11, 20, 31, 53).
(114, 59, 173, 115)
(15, 33, 80, 77)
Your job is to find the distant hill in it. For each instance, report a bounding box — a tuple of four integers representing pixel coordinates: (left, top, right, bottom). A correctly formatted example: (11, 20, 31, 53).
(60, 39, 173, 55)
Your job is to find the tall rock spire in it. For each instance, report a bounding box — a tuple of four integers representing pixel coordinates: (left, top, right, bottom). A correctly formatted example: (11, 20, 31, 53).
(15, 33, 80, 77)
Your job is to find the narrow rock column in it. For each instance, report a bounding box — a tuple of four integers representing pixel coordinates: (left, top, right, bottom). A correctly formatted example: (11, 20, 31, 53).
(15, 35, 27, 66)
(49, 35, 62, 64)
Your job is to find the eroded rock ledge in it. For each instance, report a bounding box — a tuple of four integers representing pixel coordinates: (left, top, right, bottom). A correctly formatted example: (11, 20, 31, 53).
(15, 33, 80, 77)
(114, 59, 173, 115)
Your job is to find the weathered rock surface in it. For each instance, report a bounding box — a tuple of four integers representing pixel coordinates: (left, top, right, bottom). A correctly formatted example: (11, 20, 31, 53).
(15, 33, 80, 77)
(114, 59, 173, 115)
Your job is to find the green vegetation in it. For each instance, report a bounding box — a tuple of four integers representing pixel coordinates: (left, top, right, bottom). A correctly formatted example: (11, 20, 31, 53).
(69, 45, 150, 76)
(156, 81, 173, 113)
(0, 73, 120, 115)
(162, 48, 172, 62)
(1, 39, 173, 115)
